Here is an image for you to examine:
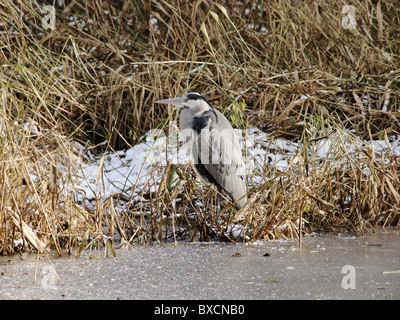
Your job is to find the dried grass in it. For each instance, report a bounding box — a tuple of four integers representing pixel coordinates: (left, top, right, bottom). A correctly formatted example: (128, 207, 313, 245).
(0, 0, 399, 254)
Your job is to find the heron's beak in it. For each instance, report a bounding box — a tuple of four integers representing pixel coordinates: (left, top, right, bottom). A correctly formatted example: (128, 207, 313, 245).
(155, 97, 186, 107)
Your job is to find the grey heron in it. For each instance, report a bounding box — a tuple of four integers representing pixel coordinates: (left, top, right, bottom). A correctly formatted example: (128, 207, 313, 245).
(156, 92, 247, 211)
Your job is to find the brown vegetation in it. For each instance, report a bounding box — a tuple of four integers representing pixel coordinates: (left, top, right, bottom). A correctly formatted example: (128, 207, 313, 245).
(0, 0, 399, 254)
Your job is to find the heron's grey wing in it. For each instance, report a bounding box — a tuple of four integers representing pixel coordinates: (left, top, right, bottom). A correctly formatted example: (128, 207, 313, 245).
(197, 109, 247, 208)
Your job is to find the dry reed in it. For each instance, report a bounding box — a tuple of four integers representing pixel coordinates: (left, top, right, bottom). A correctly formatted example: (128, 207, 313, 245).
(0, 0, 399, 254)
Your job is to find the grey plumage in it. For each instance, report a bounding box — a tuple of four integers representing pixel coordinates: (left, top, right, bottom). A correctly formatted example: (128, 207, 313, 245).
(156, 92, 247, 209)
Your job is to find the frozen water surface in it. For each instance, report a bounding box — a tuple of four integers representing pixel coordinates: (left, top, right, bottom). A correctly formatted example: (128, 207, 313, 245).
(0, 228, 399, 300)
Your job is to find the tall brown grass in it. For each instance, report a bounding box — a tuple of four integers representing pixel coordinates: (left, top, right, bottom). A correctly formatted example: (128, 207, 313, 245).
(0, 0, 399, 254)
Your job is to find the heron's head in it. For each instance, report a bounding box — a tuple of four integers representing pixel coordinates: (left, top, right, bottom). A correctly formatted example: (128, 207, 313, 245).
(156, 92, 212, 115)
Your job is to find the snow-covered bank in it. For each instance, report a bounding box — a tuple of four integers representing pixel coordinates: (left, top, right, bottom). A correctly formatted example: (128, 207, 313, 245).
(74, 126, 400, 206)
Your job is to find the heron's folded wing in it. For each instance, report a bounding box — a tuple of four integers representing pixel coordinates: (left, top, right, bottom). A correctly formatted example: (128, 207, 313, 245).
(197, 111, 247, 207)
